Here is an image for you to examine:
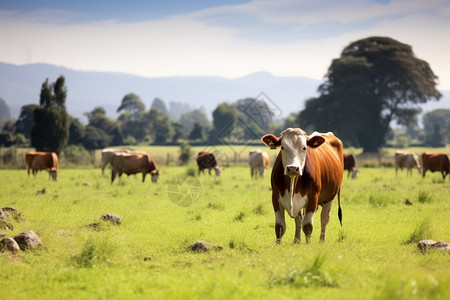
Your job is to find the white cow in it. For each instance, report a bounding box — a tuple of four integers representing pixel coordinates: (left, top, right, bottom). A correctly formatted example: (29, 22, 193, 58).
(249, 150, 270, 179)
(395, 150, 421, 176)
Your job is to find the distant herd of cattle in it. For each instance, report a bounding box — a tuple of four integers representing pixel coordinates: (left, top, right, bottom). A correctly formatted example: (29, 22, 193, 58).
(24, 147, 449, 183)
(23, 129, 450, 243)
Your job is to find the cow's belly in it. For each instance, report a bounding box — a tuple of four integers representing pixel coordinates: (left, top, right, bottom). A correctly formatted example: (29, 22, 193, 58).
(277, 189, 308, 218)
(121, 168, 142, 175)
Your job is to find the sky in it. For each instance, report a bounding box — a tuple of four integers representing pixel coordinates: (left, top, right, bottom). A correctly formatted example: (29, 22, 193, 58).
(1, 0, 450, 90)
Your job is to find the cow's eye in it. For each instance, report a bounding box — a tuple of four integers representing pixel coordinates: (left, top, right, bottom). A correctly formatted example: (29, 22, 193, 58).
(303, 147, 306, 151)
(281, 146, 284, 150)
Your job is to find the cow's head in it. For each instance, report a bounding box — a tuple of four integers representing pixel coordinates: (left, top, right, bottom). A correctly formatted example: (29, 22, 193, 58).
(151, 170, 160, 183)
(214, 166, 222, 177)
(47, 167, 58, 181)
(262, 128, 325, 177)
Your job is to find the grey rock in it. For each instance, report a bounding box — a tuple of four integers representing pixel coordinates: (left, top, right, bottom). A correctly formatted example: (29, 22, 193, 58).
(0, 237, 20, 253)
(13, 230, 42, 250)
(188, 241, 223, 252)
(101, 213, 122, 225)
(418, 239, 450, 253)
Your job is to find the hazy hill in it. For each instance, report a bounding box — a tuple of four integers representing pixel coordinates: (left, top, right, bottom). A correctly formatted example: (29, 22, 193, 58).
(0, 62, 320, 123)
(0, 62, 448, 124)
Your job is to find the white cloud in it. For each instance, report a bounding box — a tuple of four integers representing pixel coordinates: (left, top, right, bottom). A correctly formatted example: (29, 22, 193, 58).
(0, 0, 449, 89)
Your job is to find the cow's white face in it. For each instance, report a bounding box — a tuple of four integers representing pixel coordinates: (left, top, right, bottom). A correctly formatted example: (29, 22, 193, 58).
(280, 130, 308, 176)
(151, 170, 160, 183)
(214, 166, 222, 177)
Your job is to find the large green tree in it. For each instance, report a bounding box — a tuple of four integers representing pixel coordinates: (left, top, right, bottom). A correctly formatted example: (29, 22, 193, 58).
(422, 109, 450, 146)
(31, 76, 70, 154)
(298, 36, 442, 152)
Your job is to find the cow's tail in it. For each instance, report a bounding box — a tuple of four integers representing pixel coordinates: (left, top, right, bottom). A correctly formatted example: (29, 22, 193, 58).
(337, 188, 342, 226)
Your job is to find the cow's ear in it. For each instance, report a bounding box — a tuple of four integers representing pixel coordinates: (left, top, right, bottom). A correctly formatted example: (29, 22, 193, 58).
(262, 134, 281, 149)
(307, 135, 325, 148)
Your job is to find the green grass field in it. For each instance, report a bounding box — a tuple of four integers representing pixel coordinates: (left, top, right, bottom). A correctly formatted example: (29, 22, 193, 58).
(1, 164, 449, 299)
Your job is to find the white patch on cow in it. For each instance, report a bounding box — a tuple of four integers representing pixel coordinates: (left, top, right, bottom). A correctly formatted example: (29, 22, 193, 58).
(279, 188, 308, 218)
(303, 211, 315, 228)
(280, 130, 307, 176)
(214, 166, 222, 177)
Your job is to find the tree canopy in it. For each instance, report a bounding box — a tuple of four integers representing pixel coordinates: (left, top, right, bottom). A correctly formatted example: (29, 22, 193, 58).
(31, 76, 70, 154)
(298, 36, 442, 152)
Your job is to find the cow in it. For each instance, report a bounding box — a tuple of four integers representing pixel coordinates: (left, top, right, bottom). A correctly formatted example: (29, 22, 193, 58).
(262, 128, 343, 244)
(422, 152, 450, 180)
(343, 153, 358, 179)
(394, 150, 421, 176)
(25, 151, 58, 181)
(111, 152, 159, 183)
(197, 152, 222, 176)
(249, 149, 270, 179)
(101, 148, 131, 175)
(101, 148, 147, 175)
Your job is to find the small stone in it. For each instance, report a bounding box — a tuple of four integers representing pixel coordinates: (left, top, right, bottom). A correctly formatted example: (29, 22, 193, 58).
(101, 213, 122, 225)
(0, 237, 20, 253)
(418, 239, 450, 253)
(405, 199, 413, 205)
(13, 230, 42, 250)
(188, 241, 223, 252)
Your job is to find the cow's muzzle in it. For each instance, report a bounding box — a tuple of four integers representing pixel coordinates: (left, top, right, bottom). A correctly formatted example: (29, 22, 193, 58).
(285, 165, 301, 176)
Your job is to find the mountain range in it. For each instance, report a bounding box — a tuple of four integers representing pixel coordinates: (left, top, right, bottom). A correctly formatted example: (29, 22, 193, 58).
(0, 62, 448, 124)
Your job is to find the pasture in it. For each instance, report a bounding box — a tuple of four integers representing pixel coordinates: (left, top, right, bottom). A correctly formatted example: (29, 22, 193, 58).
(1, 164, 449, 299)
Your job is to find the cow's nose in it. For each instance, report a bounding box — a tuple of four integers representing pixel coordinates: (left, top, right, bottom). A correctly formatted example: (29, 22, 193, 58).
(286, 165, 300, 176)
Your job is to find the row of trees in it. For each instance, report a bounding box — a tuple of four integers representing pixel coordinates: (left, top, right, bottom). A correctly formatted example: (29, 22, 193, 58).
(0, 36, 448, 153)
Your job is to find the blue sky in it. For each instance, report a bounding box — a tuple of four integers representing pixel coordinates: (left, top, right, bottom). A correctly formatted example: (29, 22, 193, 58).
(1, 0, 450, 89)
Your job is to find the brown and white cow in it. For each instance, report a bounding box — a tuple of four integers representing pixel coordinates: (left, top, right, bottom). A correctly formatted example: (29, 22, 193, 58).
(262, 128, 343, 244)
(197, 152, 222, 176)
(343, 153, 358, 179)
(25, 151, 58, 181)
(249, 149, 270, 179)
(395, 150, 421, 176)
(422, 152, 450, 180)
(101, 148, 146, 174)
(111, 153, 159, 183)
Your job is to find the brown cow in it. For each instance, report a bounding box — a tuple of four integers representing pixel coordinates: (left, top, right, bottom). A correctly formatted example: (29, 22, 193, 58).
(395, 150, 421, 176)
(101, 148, 147, 174)
(25, 151, 58, 181)
(111, 153, 159, 183)
(249, 149, 270, 179)
(197, 152, 222, 176)
(422, 152, 450, 180)
(343, 153, 358, 179)
(262, 129, 343, 244)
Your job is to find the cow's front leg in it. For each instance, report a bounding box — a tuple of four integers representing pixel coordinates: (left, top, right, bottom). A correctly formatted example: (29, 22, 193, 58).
(274, 209, 286, 244)
(320, 201, 333, 242)
(302, 211, 315, 243)
(293, 210, 303, 244)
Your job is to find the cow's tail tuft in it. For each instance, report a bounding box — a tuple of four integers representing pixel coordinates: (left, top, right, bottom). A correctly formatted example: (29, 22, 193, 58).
(337, 188, 342, 226)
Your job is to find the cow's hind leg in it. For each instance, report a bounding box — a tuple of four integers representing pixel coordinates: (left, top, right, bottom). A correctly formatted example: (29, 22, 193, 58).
(275, 209, 286, 244)
(319, 201, 333, 242)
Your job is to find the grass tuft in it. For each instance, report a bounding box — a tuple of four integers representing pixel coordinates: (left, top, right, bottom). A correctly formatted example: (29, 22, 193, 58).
(417, 191, 432, 203)
(269, 253, 338, 288)
(73, 237, 117, 268)
(404, 218, 433, 244)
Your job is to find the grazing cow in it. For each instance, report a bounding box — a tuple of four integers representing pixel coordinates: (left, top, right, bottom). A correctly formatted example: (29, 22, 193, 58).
(197, 152, 222, 176)
(25, 151, 58, 181)
(422, 152, 450, 180)
(262, 128, 343, 244)
(249, 150, 270, 179)
(343, 153, 358, 179)
(101, 148, 131, 175)
(111, 153, 159, 183)
(395, 151, 421, 176)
